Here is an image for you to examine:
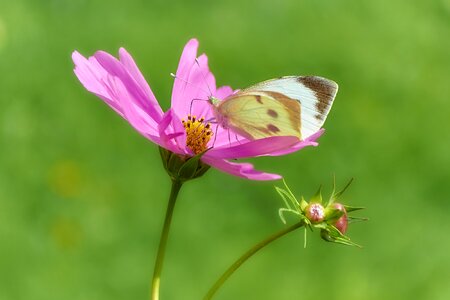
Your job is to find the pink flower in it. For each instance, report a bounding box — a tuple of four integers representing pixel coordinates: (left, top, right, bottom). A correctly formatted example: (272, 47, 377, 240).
(72, 39, 323, 180)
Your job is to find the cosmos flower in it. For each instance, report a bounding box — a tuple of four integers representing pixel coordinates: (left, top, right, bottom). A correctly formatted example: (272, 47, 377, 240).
(72, 39, 322, 180)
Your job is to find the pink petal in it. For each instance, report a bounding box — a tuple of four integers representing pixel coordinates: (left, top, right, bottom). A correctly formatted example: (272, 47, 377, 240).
(72, 51, 124, 117)
(158, 110, 179, 153)
(267, 129, 325, 156)
(73, 49, 167, 141)
(94, 50, 163, 123)
(170, 39, 223, 125)
(206, 136, 301, 159)
(172, 54, 217, 120)
(168, 110, 189, 155)
(202, 156, 281, 181)
(118, 48, 162, 116)
(171, 39, 199, 117)
(111, 75, 162, 144)
(214, 86, 234, 99)
(184, 54, 217, 121)
(158, 109, 187, 155)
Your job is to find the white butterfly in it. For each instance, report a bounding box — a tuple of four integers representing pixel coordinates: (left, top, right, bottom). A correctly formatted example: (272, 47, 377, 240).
(209, 76, 338, 141)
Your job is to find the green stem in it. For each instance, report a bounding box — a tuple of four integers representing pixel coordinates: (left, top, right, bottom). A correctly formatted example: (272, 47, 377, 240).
(150, 179, 183, 300)
(203, 221, 305, 300)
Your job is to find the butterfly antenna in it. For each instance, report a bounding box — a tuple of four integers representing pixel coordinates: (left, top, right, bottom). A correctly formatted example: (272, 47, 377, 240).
(194, 59, 222, 136)
(171, 72, 211, 116)
(170, 73, 210, 95)
(194, 58, 213, 97)
(212, 123, 219, 147)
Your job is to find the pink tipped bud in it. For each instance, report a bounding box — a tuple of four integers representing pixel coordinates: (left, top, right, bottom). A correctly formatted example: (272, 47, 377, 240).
(331, 203, 348, 234)
(305, 203, 325, 223)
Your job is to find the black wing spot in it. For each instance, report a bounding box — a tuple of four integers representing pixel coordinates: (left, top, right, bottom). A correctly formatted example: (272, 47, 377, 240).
(267, 124, 280, 133)
(267, 109, 278, 118)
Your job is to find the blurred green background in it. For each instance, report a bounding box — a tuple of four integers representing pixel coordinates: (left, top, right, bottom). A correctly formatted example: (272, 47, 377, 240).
(1, 0, 449, 299)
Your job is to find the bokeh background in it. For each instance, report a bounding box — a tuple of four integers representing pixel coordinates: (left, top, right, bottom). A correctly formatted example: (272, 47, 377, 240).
(1, 0, 449, 299)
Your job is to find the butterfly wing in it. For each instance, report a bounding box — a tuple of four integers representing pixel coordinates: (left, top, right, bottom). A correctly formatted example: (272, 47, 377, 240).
(216, 91, 302, 140)
(239, 76, 338, 139)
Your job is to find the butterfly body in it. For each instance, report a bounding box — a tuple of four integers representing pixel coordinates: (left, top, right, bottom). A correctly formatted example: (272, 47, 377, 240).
(209, 76, 338, 141)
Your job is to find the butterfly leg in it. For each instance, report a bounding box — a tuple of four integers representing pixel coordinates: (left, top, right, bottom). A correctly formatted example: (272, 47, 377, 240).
(212, 123, 219, 147)
(189, 98, 209, 116)
(235, 134, 242, 145)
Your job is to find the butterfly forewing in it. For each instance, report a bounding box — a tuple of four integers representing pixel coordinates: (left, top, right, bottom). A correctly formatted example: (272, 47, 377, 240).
(240, 76, 338, 139)
(217, 91, 302, 140)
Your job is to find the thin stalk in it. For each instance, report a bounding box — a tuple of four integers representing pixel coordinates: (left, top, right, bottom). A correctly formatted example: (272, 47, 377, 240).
(150, 179, 183, 300)
(203, 221, 305, 300)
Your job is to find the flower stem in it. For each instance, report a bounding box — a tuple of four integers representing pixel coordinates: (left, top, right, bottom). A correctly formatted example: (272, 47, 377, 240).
(151, 179, 183, 300)
(203, 221, 305, 300)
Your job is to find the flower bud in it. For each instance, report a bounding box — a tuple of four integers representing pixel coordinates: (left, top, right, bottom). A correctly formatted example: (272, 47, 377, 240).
(330, 203, 348, 234)
(304, 203, 325, 223)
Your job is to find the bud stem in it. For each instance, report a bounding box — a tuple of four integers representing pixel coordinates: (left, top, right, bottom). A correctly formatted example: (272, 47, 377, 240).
(203, 221, 305, 300)
(150, 179, 183, 300)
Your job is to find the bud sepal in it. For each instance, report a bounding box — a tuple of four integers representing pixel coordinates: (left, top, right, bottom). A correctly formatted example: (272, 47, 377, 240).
(159, 147, 210, 183)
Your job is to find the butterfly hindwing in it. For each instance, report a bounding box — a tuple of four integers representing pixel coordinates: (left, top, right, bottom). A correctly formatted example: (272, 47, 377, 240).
(217, 91, 301, 140)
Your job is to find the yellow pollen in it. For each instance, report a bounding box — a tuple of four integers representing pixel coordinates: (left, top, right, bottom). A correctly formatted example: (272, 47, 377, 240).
(182, 115, 213, 154)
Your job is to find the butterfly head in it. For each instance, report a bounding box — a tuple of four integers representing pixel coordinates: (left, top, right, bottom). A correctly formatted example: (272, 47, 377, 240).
(207, 96, 230, 129)
(208, 96, 221, 107)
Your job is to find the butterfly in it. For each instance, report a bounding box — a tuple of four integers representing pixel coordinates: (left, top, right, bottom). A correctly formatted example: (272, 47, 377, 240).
(209, 76, 338, 141)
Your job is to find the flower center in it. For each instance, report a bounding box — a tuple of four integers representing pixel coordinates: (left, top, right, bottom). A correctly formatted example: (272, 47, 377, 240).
(182, 115, 213, 155)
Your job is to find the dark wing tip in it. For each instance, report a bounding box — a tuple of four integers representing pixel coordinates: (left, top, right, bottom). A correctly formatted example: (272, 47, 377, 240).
(297, 76, 339, 121)
(297, 76, 338, 95)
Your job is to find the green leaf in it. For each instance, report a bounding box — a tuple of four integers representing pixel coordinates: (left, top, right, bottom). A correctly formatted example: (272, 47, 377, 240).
(168, 152, 185, 175)
(324, 174, 336, 207)
(344, 205, 365, 212)
(275, 187, 293, 210)
(300, 196, 308, 211)
(348, 216, 369, 223)
(281, 179, 298, 201)
(278, 208, 300, 224)
(275, 185, 299, 210)
(310, 185, 323, 204)
(194, 162, 210, 178)
(320, 225, 362, 247)
(159, 147, 170, 170)
(333, 178, 353, 199)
